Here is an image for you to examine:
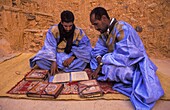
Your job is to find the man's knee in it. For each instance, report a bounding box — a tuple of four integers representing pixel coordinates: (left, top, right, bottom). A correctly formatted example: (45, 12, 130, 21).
(36, 59, 52, 70)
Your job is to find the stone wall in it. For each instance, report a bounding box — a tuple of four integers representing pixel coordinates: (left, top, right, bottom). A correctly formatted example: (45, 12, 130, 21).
(0, 0, 169, 58)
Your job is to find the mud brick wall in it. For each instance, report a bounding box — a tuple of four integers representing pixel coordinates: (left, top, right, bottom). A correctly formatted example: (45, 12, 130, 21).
(0, 0, 169, 58)
(0, 2, 54, 52)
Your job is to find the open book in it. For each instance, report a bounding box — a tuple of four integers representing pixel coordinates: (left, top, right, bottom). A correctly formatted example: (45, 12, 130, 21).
(49, 71, 89, 83)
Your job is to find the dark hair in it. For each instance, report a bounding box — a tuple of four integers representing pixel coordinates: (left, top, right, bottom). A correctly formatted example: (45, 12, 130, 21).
(61, 10, 74, 23)
(90, 7, 110, 20)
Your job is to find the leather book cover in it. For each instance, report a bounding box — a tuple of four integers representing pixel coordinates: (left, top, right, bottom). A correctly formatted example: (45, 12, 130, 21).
(24, 69, 48, 81)
(26, 81, 64, 98)
(78, 79, 103, 98)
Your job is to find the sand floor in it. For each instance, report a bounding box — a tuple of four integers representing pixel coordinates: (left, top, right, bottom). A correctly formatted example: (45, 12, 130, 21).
(0, 57, 170, 110)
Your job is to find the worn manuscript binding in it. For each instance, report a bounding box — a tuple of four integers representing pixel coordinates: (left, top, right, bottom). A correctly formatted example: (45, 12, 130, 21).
(78, 80, 103, 98)
(24, 69, 48, 81)
(26, 81, 64, 98)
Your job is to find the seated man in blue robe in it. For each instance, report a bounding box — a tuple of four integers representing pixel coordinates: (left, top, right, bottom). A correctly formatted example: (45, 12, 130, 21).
(89, 7, 164, 110)
(30, 10, 92, 76)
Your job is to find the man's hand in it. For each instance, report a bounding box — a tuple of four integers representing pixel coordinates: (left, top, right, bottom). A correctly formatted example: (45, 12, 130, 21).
(63, 56, 75, 67)
(50, 61, 59, 76)
(91, 64, 101, 79)
(90, 56, 102, 79)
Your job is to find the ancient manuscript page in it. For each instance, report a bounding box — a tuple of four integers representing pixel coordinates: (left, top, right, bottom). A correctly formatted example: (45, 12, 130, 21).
(71, 71, 89, 82)
(52, 73, 70, 83)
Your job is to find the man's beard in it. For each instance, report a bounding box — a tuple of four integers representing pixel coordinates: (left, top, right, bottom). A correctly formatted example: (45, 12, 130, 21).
(99, 28, 108, 34)
(65, 30, 71, 33)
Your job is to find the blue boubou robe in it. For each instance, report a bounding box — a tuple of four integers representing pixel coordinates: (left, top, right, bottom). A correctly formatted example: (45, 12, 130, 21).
(30, 24, 92, 72)
(90, 21, 164, 110)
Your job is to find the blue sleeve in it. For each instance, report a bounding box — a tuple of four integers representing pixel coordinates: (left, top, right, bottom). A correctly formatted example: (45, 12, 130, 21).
(71, 29, 92, 63)
(91, 37, 108, 58)
(34, 27, 57, 62)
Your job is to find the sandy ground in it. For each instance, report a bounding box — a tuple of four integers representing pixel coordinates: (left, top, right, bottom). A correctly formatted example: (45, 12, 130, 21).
(0, 57, 170, 110)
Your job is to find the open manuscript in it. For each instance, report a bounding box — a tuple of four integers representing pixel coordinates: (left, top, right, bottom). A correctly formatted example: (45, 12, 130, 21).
(49, 71, 89, 83)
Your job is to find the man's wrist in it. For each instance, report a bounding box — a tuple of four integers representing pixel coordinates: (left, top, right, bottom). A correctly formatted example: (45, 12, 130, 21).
(99, 62, 103, 66)
(72, 54, 77, 59)
(71, 55, 76, 60)
(96, 55, 101, 59)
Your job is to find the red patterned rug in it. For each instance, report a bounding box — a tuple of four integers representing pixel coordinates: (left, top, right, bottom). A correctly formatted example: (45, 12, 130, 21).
(7, 68, 118, 95)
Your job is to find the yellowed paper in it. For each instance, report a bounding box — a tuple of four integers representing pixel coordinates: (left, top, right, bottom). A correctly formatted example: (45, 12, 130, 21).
(52, 71, 89, 83)
(52, 73, 70, 83)
(71, 71, 89, 82)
